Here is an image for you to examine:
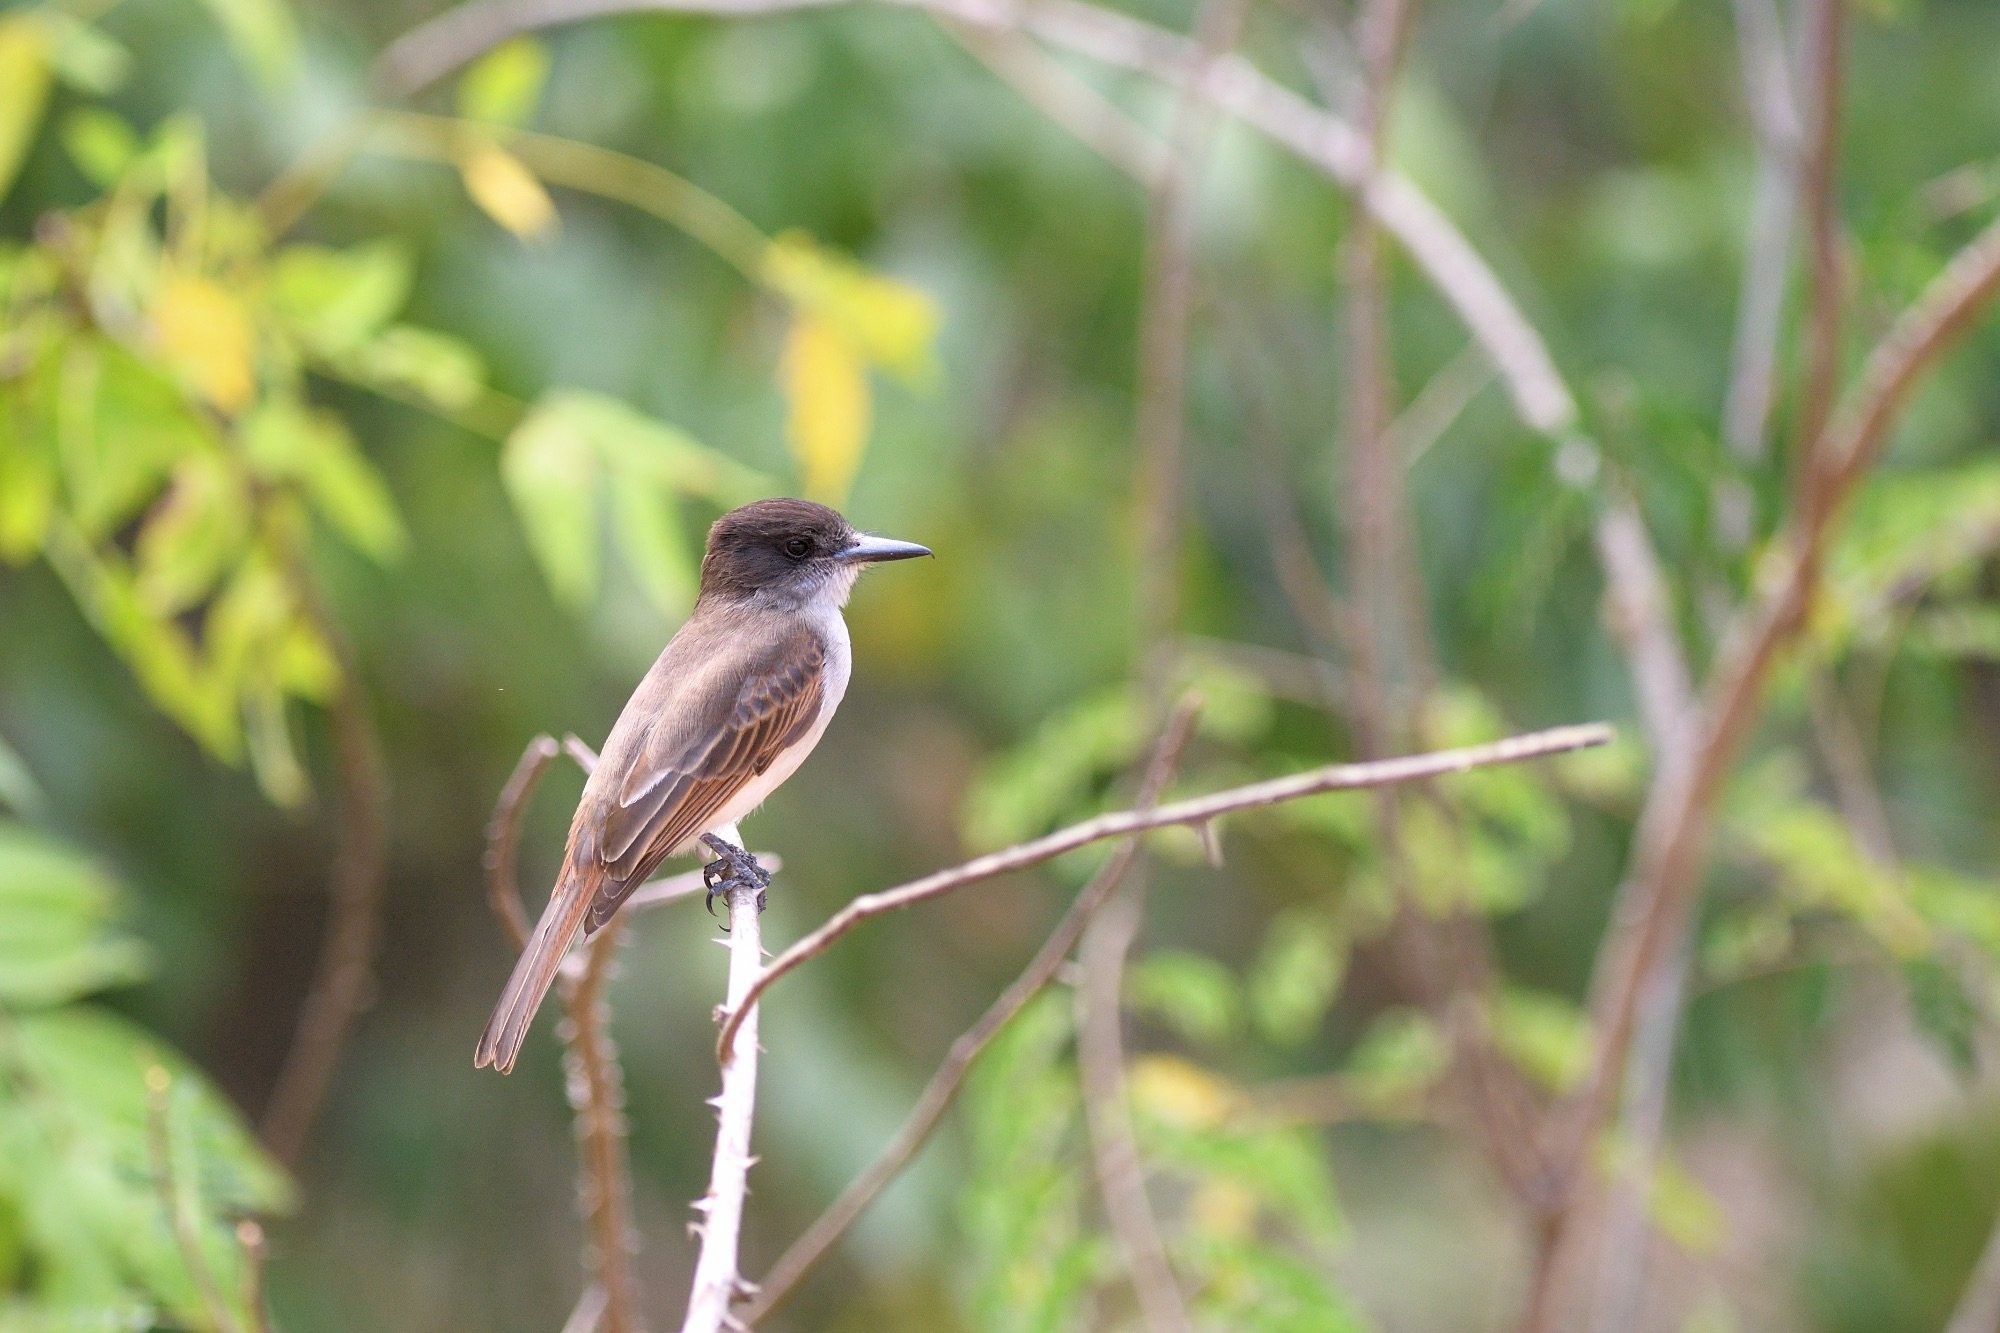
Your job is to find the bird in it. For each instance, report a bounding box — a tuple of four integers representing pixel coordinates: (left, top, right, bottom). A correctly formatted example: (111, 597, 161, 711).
(475, 497, 931, 1073)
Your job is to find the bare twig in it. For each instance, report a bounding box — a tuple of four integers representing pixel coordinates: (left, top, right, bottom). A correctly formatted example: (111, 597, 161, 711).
(1531, 211, 2000, 1332)
(716, 723, 1615, 1061)
(678, 883, 765, 1333)
(1792, 0, 1848, 510)
(261, 643, 389, 1166)
(743, 701, 1202, 1323)
(939, 22, 1167, 187)
(1130, 0, 1245, 686)
(1078, 866, 1189, 1333)
(235, 1221, 273, 1333)
(563, 922, 644, 1333)
(1720, 0, 1800, 465)
(1073, 699, 1209, 1333)
(563, 1287, 611, 1333)
(488, 736, 562, 951)
(484, 735, 677, 1333)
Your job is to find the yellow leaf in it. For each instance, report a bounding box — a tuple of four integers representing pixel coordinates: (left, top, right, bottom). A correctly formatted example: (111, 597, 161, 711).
(1128, 1054, 1237, 1129)
(780, 316, 870, 504)
(763, 231, 939, 383)
(459, 140, 557, 240)
(153, 273, 256, 413)
(0, 16, 53, 206)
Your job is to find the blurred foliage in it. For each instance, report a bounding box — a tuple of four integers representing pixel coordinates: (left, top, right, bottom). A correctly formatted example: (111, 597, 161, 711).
(0, 0, 1999, 1328)
(0, 817, 289, 1328)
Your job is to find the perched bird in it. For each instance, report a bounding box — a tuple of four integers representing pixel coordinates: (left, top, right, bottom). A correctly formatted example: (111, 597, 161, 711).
(475, 498, 931, 1073)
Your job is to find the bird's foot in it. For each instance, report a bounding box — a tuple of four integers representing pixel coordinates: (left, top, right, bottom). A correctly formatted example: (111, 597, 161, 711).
(701, 834, 771, 921)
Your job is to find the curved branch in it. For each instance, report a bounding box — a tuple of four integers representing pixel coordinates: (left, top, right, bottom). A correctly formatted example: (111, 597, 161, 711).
(716, 722, 1613, 1062)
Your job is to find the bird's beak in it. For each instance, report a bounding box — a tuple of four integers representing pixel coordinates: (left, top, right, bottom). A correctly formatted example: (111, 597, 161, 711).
(840, 534, 933, 564)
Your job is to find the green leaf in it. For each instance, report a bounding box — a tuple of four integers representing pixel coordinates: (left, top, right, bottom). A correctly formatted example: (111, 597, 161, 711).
(242, 398, 406, 563)
(59, 108, 139, 188)
(40, 14, 130, 95)
(133, 453, 251, 615)
(1491, 988, 1593, 1094)
(502, 400, 601, 608)
(339, 324, 485, 411)
(609, 476, 695, 617)
(0, 1008, 291, 1324)
(269, 241, 414, 355)
(455, 37, 549, 127)
(0, 16, 52, 208)
(0, 823, 149, 1006)
(192, 0, 298, 90)
(1127, 951, 1242, 1047)
(0, 736, 47, 820)
(1249, 910, 1348, 1047)
(1343, 1008, 1449, 1106)
(0, 426, 56, 565)
(961, 685, 1145, 849)
(1903, 957, 1978, 1079)
(55, 339, 212, 541)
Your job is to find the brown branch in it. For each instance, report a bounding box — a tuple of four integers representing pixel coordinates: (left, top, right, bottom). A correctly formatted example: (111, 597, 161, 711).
(261, 637, 389, 1166)
(938, 22, 1167, 188)
(717, 722, 1615, 1062)
(1792, 0, 1848, 515)
(1720, 0, 1800, 465)
(1078, 864, 1189, 1333)
(235, 1221, 273, 1333)
(1529, 210, 2000, 1332)
(562, 921, 644, 1333)
(1073, 697, 1208, 1333)
(488, 736, 561, 951)
(678, 882, 765, 1333)
(743, 700, 1202, 1323)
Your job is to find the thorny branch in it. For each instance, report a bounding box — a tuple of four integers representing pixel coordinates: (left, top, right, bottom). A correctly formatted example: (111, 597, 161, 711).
(677, 883, 764, 1333)
(485, 736, 759, 1333)
(743, 701, 1202, 1323)
(716, 723, 1614, 1063)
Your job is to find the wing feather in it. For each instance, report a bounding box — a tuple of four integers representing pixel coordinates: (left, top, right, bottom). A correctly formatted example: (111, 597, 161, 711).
(583, 625, 826, 929)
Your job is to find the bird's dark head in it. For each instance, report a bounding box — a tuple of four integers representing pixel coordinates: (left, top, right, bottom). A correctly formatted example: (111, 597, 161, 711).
(698, 498, 931, 607)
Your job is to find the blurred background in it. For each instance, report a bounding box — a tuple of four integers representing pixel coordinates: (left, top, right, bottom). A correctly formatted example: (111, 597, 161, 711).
(3, 0, 2000, 1328)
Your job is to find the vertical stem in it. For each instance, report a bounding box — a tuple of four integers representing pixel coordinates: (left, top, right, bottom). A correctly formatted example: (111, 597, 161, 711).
(563, 922, 644, 1333)
(678, 885, 764, 1333)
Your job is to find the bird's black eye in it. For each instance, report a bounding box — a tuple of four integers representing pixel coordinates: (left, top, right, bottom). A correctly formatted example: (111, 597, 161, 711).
(783, 537, 811, 560)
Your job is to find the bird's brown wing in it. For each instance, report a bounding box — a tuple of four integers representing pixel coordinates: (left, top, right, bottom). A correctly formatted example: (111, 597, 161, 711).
(583, 626, 827, 929)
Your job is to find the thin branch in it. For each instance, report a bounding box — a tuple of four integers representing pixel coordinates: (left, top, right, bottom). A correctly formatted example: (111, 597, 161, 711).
(1073, 697, 1209, 1333)
(938, 22, 1167, 188)
(1792, 0, 1848, 511)
(716, 722, 1615, 1062)
(1385, 341, 1492, 468)
(1531, 210, 2000, 1332)
(563, 1287, 611, 1333)
(562, 922, 644, 1333)
(235, 1221, 273, 1333)
(261, 627, 389, 1167)
(1720, 0, 1800, 465)
(1129, 0, 1245, 687)
(488, 736, 562, 951)
(742, 700, 1202, 1323)
(374, 0, 1579, 442)
(678, 882, 765, 1333)
(1078, 865, 1189, 1333)
(486, 734, 735, 1333)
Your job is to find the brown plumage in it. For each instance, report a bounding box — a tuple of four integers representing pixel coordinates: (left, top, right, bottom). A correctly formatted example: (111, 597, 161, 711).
(475, 499, 929, 1073)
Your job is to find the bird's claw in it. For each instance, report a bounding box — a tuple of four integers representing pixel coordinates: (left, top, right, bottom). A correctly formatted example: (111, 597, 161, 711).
(700, 835, 771, 925)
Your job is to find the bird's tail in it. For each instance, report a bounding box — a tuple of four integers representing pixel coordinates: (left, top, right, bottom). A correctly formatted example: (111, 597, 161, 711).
(475, 862, 596, 1073)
